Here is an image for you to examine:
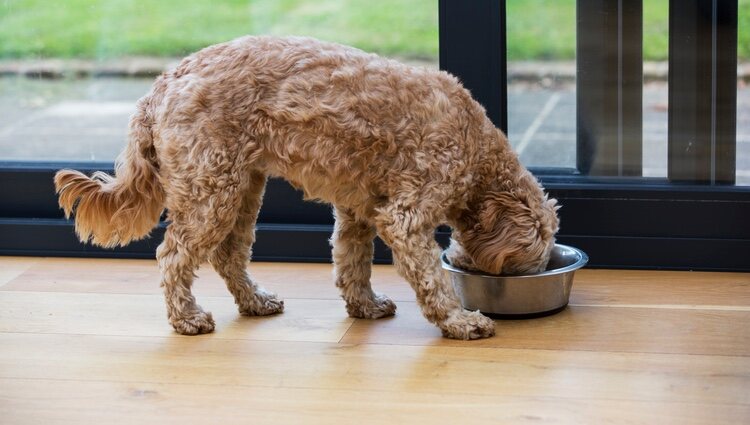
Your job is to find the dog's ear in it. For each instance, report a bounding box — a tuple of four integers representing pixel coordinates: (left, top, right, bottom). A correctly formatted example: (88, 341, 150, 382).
(461, 192, 525, 275)
(445, 237, 479, 271)
(463, 189, 559, 275)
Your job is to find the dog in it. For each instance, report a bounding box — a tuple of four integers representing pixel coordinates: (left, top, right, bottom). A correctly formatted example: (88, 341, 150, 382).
(54, 36, 559, 340)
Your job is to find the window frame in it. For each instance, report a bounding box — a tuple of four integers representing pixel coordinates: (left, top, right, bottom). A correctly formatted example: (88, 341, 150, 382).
(436, 0, 749, 271)
(1, 0, 748, 271)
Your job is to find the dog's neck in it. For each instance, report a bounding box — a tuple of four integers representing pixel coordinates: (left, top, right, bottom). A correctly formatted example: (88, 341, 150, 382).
(447, 125, 529, 232)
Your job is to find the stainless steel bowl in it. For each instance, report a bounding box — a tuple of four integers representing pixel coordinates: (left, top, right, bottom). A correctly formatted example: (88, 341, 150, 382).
(441, 244, 589, 317)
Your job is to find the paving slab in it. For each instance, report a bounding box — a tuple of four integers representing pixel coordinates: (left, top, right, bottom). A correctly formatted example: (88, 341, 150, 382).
(0, 76, 747, 185)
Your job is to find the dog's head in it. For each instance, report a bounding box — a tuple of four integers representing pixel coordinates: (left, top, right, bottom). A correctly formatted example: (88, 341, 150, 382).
(448, 181, 560, 275)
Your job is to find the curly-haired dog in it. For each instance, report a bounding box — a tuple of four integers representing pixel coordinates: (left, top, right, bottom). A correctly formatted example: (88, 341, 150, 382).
(54, 36, 559, 340)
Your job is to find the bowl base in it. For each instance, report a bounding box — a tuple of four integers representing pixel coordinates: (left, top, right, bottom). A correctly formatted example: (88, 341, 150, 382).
(481, 304, 568, 320)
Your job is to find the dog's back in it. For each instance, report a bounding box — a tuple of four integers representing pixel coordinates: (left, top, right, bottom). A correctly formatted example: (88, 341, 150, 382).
(148, 36, 493, 214)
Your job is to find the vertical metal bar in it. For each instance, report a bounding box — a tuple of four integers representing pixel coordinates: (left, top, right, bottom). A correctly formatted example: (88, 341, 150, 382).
(668, 0, 737, 184)
(621, 0, 643, 177)
(715, 0, 739, 183)
(439, 0, 507, 133)
(577, 0, 643, 176)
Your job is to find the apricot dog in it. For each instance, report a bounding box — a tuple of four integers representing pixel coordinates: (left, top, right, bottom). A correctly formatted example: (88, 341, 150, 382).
(55, 36, 559, 340)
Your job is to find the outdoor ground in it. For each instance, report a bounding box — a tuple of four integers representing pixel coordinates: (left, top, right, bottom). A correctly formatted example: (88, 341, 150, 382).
(1, 74, 748, 184)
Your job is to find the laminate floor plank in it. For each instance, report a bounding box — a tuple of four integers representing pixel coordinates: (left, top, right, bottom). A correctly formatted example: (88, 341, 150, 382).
(2, 378, 747, 425)
(1, 333, 747, 406)
(1, 256, 748, 424)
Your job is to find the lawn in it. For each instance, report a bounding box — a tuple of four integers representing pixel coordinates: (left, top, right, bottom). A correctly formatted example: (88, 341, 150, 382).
(505, 0, 749, 61)
(0, 0, 439, 60)
(0, 0, 748, 61)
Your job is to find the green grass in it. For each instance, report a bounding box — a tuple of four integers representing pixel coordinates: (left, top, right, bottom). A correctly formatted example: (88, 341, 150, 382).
(0, 0, 439, 59)
(507, 0, 749, 61)
(0, 0, 748, 61)
(506, 0, 576, 60)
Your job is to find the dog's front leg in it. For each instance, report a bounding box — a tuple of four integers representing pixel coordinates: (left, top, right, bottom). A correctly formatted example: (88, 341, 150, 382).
(331, 208, 396, 319)
(375, 209, 495, 340)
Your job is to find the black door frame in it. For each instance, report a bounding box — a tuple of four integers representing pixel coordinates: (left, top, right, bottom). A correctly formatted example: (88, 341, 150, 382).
(1, 1, 748, 271)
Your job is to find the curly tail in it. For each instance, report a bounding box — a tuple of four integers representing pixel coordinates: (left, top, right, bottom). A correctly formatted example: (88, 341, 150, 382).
(54, 102, 165, 248)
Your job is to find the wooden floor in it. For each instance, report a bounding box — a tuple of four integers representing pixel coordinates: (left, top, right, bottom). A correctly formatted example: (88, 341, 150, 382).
(0, 256, 749, 424)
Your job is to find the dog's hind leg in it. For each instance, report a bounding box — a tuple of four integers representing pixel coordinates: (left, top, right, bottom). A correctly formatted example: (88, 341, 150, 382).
(158, 224, 217, 335)
(156, 143, 251, 335)
(375, 206, 495, 340)
(158, 209, 239, 335)
(331, 208, 396, 319)
(208, 170, 284, 316)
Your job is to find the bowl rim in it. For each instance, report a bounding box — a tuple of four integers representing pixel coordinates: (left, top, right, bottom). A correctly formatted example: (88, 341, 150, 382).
(440, 243, 589, 279)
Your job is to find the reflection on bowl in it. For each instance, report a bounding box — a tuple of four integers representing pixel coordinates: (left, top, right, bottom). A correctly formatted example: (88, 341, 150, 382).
(441, 244, 589, 318)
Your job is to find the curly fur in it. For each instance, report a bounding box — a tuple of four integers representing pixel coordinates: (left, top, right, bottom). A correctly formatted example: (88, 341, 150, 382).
(54, 103, 164, 248)
(54, 36, 559, 339)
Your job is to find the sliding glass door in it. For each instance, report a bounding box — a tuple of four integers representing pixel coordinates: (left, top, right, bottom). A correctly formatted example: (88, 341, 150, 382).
(439, 0, 748, 270)
(1, 0, 747, 270)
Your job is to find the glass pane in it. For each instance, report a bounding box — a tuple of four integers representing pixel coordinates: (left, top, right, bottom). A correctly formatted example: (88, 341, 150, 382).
(738, 0, 750, 185)
(0, 0, 438, 162)
(510, 0, 744, 186)
(642, 0, 669, 178)
(506, 0, 577, 169)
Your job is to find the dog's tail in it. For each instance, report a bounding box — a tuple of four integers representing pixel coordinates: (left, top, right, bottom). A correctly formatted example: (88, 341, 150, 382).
(54, 101, 165, 248)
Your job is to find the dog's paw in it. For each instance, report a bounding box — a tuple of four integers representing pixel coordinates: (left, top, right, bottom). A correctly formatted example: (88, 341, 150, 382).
(346, 293, 397, 319)
(238, 288, 285, 316)
(170, 310, 215, 335)
(439, 310, 495, 340)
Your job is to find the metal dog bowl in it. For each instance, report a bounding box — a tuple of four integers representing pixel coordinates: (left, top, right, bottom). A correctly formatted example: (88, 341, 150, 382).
(441, 244, 588, 318)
